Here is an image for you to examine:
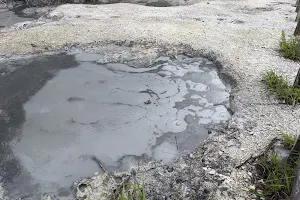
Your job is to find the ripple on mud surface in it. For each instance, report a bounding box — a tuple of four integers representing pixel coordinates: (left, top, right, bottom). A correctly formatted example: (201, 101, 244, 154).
(2, 54, 231, 199)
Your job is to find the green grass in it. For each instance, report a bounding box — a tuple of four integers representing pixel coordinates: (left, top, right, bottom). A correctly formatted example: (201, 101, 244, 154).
(116, 182, 147, 200)
(253, 133, 300, 199)
(115, 181, 211, 199)
(279, 132, 298, 150)
(280, 31, 300, 60)
(255, 153, 299, 200)
(262, 70, 300, 105)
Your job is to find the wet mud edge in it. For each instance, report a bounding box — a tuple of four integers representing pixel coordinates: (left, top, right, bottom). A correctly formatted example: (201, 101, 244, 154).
(0, 42, 240, 199)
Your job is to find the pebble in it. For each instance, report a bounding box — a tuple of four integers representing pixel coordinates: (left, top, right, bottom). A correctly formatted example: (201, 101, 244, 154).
(248, 185, 255, 190)
(227, 140, 236, 147)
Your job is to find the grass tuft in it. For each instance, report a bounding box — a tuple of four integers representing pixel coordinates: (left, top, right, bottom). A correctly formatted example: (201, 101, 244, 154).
(255, 153, 299, 200)
(117, 181, 147, 200)
(262, 70, 300, 105)
(279, 131, 298, 150)
(280, 31, 300, 60)
(253, 133, 300, 200)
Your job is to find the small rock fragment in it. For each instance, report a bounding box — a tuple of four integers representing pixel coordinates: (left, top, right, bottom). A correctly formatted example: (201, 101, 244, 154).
(189, 153, 195, 159)
(144, 100, 151, 104)
(208, 169, 216, 175)
(248, 185, 255, 190)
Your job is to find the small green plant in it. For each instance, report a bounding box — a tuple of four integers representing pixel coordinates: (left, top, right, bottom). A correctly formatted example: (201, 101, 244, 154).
(262, 70, 300, 105)
(255, 153, 299, 199)
(117, 181, 147, 200)
(280, 31, 300, 60)
(279, 132, 298, 149)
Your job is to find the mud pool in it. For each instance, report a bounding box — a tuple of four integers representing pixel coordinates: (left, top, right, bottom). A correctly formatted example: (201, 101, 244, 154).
(0, 53, 231, 199)
(0, 8, 36, 28)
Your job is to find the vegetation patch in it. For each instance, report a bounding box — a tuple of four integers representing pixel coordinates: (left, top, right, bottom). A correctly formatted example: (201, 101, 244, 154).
(253, 134, 299, 200)
(280, 132, 298, 150)
(255, 153, 298, 199)
(115, 182, 147, 200)
(262, 70, 300, 105)
(280, 31, 300, 60)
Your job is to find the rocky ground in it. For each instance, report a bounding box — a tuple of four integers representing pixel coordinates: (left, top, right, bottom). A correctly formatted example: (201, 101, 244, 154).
(0, 0, 300, 199)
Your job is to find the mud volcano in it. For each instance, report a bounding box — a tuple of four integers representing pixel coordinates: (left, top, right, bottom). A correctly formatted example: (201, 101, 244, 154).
(0, 53, 231, 199)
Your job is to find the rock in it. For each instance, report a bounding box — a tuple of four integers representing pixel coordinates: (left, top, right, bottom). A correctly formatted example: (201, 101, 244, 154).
(41, 195, 52, 200)
(7, 1, 26, 12)
(219, 186, 228, 191)
(76, 172, 117, 200)
(227, 140, 236, 147)
(68, 96, 85, 102)
(248, 185, 255, 190)
(274, 145, 291, 160)
(49, 11, 64, 21)
(21, 6, 54, 17)
(144, 100, 151, 104)
(189, 153, 195, 158)
(166, 166, 174, 172)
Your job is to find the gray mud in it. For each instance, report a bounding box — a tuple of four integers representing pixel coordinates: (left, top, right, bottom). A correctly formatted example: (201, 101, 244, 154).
(0, 53, 231, 199)
(0, 8, 36, 28)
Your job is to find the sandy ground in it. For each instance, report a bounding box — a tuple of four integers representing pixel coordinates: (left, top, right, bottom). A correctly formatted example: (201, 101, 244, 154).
(0, 0, 300, 199)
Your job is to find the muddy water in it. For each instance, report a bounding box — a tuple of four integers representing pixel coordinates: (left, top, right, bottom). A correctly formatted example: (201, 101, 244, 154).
(0, 8, 36, 28)
(0, 53, 231, 199)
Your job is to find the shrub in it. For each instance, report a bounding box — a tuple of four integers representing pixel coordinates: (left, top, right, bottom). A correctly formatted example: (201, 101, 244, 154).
(262, 70, 300, 105)
(280, 31, 300, 60)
